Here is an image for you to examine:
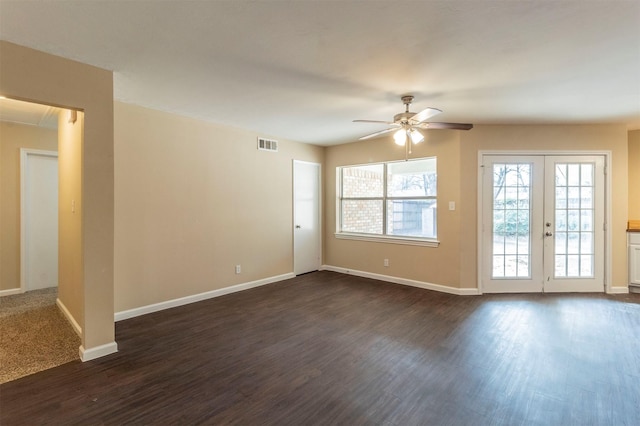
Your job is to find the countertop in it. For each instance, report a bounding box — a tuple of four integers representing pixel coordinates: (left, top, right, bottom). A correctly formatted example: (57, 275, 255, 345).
(628, 220, 640, 232)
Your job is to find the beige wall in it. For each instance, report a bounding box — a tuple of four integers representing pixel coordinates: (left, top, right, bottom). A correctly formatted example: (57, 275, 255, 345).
(629, 130, 640, 220)
(0, 122, 57, 291)
(114, 102, 323, 312)
(57, 111, 84, 325)
(0, 41, 115, 353)
(325, 124, 629, 291)
(324, 130, 464, 288)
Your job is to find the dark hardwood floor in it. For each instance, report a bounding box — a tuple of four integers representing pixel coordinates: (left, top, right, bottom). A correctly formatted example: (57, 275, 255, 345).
(1, 271, 639, 425)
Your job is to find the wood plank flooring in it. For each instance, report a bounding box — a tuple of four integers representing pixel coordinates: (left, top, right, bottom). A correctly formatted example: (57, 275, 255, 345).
(1, 271, 639, 425)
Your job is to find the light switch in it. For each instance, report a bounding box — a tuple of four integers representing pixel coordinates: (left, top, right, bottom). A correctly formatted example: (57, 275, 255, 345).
(449, 201, 455, 211)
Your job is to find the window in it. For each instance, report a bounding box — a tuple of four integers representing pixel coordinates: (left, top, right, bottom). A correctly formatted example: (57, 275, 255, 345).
(337, 157, 438, 246)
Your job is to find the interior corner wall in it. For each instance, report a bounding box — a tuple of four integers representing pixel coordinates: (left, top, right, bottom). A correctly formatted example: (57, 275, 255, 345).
(0, 41, 115, 352)
(628, 129, 640, 219)
(323, 131, 463, 289)
(459, 124, 629, 290)
(113, 101, 324, 313)
(325, 124, 628, 293)
(0, 122, 57, 291)
(57, 111, 84, 325)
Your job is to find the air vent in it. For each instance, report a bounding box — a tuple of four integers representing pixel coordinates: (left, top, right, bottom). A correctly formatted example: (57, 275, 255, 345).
(257, 137, 278, 152)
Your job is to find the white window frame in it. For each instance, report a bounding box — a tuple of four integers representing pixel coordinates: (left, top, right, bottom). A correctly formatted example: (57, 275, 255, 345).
(335, 157, 440, 247)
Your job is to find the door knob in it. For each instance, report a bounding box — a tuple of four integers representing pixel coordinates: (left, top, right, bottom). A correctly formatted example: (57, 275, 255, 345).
(295, 225, 301, 229)
(545, 232, 553, 237)
(546, 222, 552, 227)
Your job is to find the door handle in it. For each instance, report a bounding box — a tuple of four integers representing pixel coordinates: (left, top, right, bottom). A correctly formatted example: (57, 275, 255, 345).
(295, 225, 301, 229)
(545, 232, 553, 237)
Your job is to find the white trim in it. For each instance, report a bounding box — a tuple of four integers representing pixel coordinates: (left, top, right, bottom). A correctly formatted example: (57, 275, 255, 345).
(320, 265, 480, 296)
(607, 286, 629, 294)
(56, 298, 82, 337)
(477, 150, 613, 294)
(477, 153, 485, 294)
(335, 233, 440, 247)
(604, 152, 613, 293)
(20, 148, 58, 293)
(0, 288, 23, 297)
(79, 341, 118, 362)
(115, 273, 296, 322)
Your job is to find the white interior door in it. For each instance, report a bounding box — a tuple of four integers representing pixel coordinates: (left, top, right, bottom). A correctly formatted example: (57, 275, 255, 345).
(21, 149, 58, 291)
(481, 154, 605, 293)
(293, 160, 321, 275)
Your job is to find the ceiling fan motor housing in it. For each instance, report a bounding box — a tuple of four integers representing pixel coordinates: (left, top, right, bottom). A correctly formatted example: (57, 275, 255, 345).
(396, 95, 416, 124)
(394, 112, 416, 124)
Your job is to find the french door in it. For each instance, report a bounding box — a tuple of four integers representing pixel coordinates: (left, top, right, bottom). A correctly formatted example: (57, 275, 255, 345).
(481, 155, 605, 293)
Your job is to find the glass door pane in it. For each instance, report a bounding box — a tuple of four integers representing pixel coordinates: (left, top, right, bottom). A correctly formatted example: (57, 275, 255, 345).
(553, 163, 594, 278)
(492, 163, 532, 278)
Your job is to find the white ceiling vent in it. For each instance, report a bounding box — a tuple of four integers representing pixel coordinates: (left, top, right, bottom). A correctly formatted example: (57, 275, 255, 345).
(257, 137, 278, 152)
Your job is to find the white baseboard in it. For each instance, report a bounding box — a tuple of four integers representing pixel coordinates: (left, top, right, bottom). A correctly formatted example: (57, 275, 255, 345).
(79, 341, 118, 362)
(115, 272, 296, 322)
(56, 298, 82, 337)
(607, 286, 630, 294)
(0, 288, 23, 297)
(320, 265, 480, 296)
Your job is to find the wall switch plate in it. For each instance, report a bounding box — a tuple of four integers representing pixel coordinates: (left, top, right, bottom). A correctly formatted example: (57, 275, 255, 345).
(449, 201, 455, 211)
(384, 259, 389, 267)
(235, 265, 241, 274)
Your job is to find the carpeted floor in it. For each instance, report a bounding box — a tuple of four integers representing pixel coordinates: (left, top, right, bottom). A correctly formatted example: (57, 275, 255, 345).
(0, 288, 80, 384)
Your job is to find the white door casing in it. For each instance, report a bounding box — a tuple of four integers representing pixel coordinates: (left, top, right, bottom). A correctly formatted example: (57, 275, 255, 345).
(480, 153, 605, 293)
(293, 160, 321, 275)
(21, 149, 58, 291)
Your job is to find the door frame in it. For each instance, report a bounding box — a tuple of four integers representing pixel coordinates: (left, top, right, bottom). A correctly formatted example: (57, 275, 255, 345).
(20, 148, 59, 293)
(477, 150, 612, 294)
(293, 160, 322, 275)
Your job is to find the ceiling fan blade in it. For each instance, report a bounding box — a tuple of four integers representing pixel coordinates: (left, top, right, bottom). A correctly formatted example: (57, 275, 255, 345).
(417, 122, 473, 130)
(409, 107, 442, 124)
(353, 119, 398, 125)
(359, 127, 396, 140)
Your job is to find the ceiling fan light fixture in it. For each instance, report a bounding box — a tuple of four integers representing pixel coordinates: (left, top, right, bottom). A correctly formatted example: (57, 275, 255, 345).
(410, 129, 424, 144)
(394, 128, 407, 146)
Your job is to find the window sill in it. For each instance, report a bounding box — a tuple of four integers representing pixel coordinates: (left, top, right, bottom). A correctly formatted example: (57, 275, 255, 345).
(334, 232, 440, 247)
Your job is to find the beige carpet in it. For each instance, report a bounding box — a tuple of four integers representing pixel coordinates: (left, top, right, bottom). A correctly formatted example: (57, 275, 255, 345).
(0, 288, 80, 384)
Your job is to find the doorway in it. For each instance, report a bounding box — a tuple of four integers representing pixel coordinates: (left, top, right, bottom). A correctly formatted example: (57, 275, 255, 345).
(480, 154, 606, 293)
(293, 160, 321, 275)
(21, 149, 58, 291)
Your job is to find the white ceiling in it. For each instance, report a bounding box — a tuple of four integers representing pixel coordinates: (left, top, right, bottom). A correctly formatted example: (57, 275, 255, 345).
(1, 0, 638, 145)
(0, 97, 60, 129)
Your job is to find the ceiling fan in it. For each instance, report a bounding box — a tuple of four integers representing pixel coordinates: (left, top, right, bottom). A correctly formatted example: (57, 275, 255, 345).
(354, 95, 473, 150)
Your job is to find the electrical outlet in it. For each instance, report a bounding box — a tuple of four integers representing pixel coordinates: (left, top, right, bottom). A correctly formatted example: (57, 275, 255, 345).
(235, 265, 241, 274)
(384, 259, 389, 267)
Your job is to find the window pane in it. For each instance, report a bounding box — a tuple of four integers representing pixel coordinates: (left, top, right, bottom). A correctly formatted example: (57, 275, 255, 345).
(492, 162, 531, 279)
(338, 158, 438, 240)
(341, 200, 383, 234)
(494, 234, 506, 255)
(387, 158, 437, 197)
(342, 164, 383, 198)
(555, 232, 567, 254)
(386, 199, 437, 238)
(553, 162, 596, 279)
